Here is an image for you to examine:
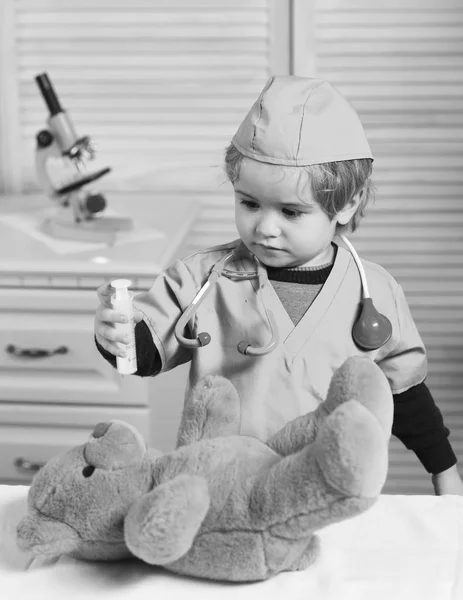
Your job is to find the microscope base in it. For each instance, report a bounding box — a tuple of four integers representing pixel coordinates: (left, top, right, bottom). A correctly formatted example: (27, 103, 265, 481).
(42, 213, 133, 244)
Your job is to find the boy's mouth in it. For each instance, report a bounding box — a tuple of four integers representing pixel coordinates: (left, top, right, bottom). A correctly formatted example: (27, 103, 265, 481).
(254, 242, 284, 252)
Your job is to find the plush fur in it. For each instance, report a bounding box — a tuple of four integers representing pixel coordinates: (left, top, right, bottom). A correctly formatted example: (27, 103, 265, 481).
(16, 356, 393, 582)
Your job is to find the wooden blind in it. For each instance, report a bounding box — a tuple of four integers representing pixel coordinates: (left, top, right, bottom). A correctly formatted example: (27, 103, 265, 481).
(2, 0, 289, 255)
(293, 0, 463, 494)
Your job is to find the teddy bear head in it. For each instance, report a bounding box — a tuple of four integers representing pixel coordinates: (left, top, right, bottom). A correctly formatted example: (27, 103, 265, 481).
(16, 420, 162, 561)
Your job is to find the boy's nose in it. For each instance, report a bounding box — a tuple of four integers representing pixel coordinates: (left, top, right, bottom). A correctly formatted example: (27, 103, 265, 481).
(255, 214, 280, 237)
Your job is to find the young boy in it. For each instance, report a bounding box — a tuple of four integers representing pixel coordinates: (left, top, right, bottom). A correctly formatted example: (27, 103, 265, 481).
(95, 76, 462, 495)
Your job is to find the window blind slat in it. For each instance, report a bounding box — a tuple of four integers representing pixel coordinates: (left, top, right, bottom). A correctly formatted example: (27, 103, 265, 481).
(11, 0, 278, 199)
(16, 0, 268, 9)
(17, 11, 268, 25)
(292, 0, 463, 495)
(318, 0, 463, 10)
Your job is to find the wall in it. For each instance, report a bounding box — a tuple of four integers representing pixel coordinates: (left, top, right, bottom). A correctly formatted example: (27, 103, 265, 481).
(291, 0, 463, 494)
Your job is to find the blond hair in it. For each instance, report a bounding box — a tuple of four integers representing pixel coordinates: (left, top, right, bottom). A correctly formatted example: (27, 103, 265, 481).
(225, 143, 375, 233)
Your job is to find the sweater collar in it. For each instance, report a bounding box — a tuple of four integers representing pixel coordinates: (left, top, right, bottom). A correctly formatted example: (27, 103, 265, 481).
(266, 245, 337, 284)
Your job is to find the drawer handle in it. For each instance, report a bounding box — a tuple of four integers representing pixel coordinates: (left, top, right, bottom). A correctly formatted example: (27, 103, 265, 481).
(6, 344, 69, 359)
(14, 458, 46, 474)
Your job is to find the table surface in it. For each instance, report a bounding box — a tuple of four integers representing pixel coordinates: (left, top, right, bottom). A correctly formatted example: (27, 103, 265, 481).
(1, 485, 463, 600)
(0, 192, 199, 283)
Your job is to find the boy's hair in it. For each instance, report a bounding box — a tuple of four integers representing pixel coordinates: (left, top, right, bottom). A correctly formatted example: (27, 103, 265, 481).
(225, 143, 374, 233)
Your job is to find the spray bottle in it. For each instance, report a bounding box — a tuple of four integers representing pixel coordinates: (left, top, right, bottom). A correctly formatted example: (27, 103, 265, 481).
(111, 279, 138, 375)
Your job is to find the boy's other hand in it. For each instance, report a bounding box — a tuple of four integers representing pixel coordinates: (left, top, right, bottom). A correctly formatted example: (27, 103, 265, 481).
(432, 464, 463, 496)
(94, 282, 143, 357)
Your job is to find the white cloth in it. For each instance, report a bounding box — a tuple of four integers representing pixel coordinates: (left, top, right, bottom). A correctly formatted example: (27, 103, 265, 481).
(1, 485, 462, 600)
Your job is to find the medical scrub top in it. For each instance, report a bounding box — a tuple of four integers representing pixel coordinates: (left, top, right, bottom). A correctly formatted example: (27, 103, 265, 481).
(134, 239, 427, 442)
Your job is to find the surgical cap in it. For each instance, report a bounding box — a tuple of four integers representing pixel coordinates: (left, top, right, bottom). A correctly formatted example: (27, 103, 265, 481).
(232, 76, 373, 166)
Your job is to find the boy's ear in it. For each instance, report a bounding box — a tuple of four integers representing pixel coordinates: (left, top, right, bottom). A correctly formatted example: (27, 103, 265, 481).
(335, 193, 361, 226)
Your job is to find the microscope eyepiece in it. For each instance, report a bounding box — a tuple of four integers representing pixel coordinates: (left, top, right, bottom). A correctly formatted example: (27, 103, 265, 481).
(35, 73, 63, 116)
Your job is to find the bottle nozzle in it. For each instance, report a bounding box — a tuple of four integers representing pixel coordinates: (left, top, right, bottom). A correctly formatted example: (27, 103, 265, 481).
(111, 278, 132, 301)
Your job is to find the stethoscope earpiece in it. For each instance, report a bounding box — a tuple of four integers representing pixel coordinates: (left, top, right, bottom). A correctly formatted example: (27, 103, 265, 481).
(237, 341, 251, 355)
(236, 307, 278, 356)
(197, 332, 212, 347)
(352, 297, 392, 351)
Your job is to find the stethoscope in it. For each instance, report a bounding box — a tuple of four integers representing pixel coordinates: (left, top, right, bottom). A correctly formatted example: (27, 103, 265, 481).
(174, 236, 392, 356)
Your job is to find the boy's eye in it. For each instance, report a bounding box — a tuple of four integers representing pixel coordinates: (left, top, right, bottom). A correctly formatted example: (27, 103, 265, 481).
(282, 208, 303, 219)
(240, 199, 259, 210)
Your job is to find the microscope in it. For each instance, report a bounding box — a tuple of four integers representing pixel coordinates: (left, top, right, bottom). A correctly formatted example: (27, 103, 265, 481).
(35, 72, 132, 243)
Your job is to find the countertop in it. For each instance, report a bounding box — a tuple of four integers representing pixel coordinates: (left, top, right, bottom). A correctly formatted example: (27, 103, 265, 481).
(0, 192, 199, 288)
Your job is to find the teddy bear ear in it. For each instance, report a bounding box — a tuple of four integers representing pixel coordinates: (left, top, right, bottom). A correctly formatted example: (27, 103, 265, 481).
(84, 420, 146, 469)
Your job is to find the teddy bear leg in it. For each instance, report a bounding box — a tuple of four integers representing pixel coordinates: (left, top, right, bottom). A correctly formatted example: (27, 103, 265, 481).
(267, 356, 392, 457)
(124, 474, 210, 565)
(314, 399, 389, 498)
(176, 375, 241, 448)
(318, 356, 393, 438)
(266, 411, 319, 457)
(250, 399, 388, 534)
(289, 535, 320, 572)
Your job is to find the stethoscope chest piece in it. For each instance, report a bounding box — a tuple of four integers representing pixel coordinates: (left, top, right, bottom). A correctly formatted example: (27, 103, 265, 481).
(352, 297, 393, 351)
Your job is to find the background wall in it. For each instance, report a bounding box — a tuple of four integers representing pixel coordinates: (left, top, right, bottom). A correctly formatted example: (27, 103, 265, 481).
(291, 0, 463, 494)
(0, 0, 289, 198)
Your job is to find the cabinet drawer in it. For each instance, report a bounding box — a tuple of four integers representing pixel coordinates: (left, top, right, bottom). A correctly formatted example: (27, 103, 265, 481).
(1, 311, 101, 372)
(0, 403, 150, 438)
(0, 289, 149, 406)
(0, 411, 150, 484)
(0, 288, 99, 371)
(0, 425, 95, 484)
(0, 287, 100, 312)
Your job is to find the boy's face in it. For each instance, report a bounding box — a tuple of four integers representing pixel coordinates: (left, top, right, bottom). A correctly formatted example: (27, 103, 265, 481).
(234, 158, 338, 268)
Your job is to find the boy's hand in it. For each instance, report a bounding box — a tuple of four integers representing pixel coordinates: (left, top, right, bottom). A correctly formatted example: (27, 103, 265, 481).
(94, 282, 143, 358)
(432, 465, 463, 496)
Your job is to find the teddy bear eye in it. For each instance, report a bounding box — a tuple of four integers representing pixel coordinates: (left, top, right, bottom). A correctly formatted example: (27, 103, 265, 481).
(82, 465, 95, 478)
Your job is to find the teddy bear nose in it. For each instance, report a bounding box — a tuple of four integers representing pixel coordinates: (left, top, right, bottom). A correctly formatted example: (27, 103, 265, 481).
(92, 422, 111, 438)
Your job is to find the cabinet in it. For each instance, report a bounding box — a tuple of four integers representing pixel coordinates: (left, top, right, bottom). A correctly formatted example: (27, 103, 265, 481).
(0, 192, 198, 484)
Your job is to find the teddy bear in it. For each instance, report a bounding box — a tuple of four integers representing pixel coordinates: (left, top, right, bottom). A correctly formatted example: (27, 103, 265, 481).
(16, 356, 393, 582)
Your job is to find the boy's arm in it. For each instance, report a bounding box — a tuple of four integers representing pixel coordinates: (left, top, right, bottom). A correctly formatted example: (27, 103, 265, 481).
(377, 282, 463, 494)
(95, 257, 200, 376)
(95, 320, 161, 376)
(392, 381, 463, 495)
(431, 465, 463, 495)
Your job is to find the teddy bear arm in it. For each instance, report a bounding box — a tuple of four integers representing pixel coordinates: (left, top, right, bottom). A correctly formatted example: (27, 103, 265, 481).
(266, 411, 319, 456)
(176, 375, 241, 447)
(124, 474, 210, 565)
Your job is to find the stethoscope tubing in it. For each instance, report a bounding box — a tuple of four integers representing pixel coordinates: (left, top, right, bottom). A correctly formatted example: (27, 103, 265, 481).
(173, 274, 218, 348)
(339, 235, 370, 298)
(174, 238, 393, 355)
(174, 250, 279, 355)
